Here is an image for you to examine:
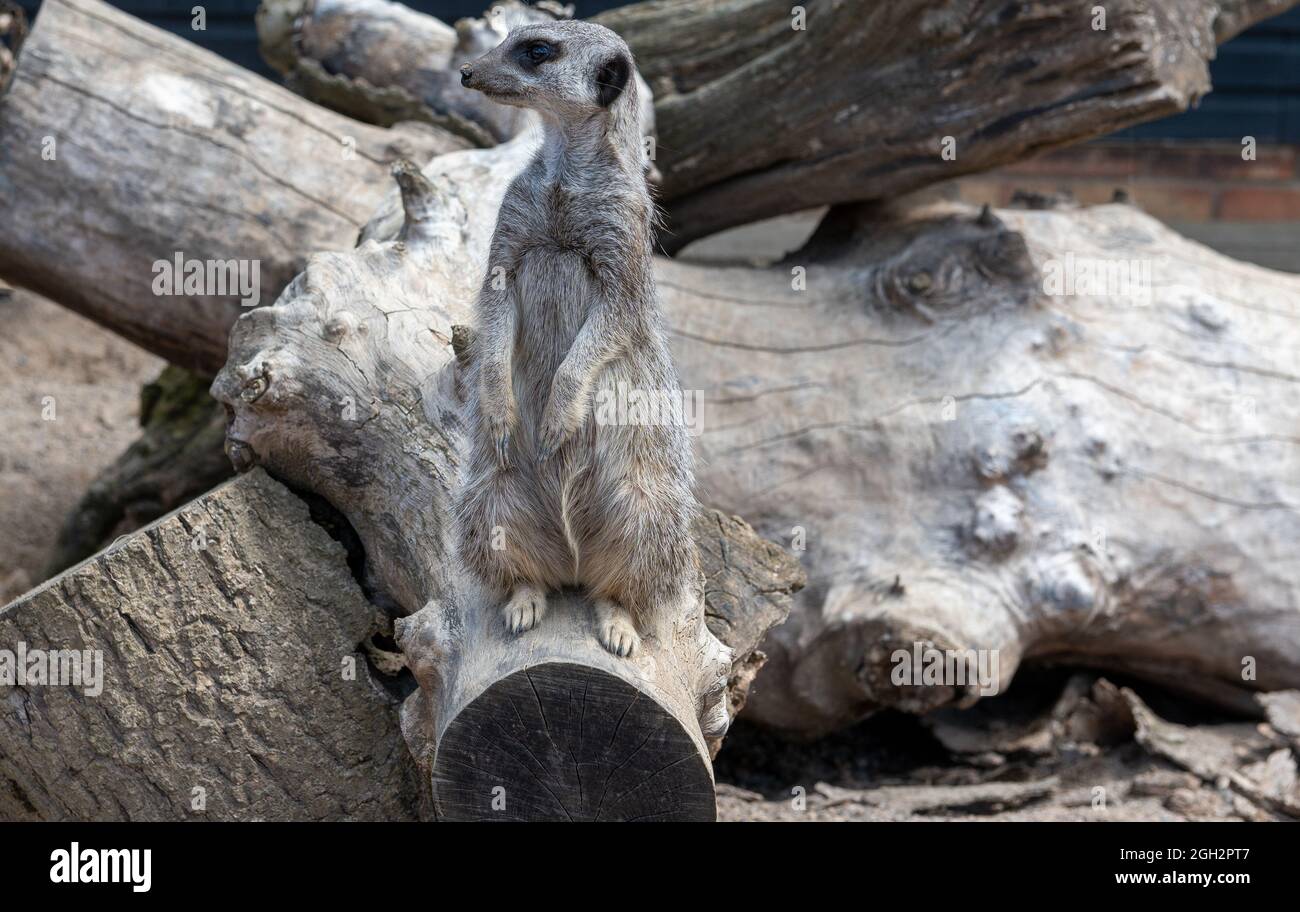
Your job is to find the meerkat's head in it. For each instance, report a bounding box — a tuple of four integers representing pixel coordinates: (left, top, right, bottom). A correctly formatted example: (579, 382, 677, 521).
(459, 21, 635, 121)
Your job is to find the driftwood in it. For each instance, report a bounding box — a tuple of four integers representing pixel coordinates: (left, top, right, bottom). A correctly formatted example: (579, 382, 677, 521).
(5, 0, 1294, 356)
(254, 0, 1298, 249)
(213, 128, 1300, 742)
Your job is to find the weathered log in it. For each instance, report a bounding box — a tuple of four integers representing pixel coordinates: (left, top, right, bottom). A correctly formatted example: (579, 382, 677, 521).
(397, 505, 797, 820)
(659, 198, 1300, 735)
(0, 469, 421, 821)
(210, 155, 800, 820)
(211, 93, 1300, 752)
(255, 0, 1300, 249)
(0, 0, 467, 375)
(613, 0, 1298, 248)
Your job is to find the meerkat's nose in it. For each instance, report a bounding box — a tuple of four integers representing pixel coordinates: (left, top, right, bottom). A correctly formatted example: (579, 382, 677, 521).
(460, 64, 473, 86)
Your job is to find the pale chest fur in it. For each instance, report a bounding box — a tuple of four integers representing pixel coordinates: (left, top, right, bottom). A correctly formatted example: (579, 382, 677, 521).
(493, 178, 625, 371)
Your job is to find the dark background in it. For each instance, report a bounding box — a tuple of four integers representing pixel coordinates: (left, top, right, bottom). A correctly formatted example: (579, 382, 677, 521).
(11, 0, 1300, 140)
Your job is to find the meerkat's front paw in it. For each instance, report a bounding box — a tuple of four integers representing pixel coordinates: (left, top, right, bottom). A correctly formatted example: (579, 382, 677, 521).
(593, 599, 640, 657)
(484, 415, 514, 469)
(536, 408, 572, 463)
(502, 585, 547, 634)
(537, 376, 585, 462)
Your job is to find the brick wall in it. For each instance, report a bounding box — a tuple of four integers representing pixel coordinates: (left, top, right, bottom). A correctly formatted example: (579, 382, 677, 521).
(958, 142, 1300, 222)
(955, 142, 1300, 272)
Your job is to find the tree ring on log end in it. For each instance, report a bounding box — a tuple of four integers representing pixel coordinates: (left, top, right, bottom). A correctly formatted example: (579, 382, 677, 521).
(432, 662, 716, 821)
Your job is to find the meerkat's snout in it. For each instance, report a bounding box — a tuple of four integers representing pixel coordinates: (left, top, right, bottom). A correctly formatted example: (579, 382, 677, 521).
(460, 63, 473, 86)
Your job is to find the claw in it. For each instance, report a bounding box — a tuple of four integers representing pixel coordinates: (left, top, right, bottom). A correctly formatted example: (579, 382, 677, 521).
(502, 586, 547, 634)
(537, 425, 566, 463)
(594, 601, 640, 658)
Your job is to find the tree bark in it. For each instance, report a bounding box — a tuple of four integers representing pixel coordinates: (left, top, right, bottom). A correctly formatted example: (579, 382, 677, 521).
(0, 0, 467, 374)
(0, 469, 422, 821)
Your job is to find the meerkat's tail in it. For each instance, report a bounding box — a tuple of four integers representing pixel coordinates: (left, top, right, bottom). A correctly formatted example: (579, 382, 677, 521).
(560, 459, 590, 577)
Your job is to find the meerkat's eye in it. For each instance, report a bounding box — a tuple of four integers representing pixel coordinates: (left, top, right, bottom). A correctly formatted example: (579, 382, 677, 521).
(526, 42, 553, 64)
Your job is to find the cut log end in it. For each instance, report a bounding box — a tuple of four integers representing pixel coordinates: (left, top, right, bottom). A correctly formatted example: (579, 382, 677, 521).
(432, 663, 715, 822)
(397, 585, 734, 822)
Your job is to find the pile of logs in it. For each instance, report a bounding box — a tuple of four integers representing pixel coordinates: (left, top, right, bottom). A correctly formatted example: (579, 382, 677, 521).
(2, 0, 1299, 820)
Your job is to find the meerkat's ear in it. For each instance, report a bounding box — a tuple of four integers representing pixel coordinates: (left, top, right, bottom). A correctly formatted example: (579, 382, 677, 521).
(595, 53, 631, 108)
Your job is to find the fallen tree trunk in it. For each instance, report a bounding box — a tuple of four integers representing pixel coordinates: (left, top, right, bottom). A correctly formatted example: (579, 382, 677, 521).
(398, 506, 796, 820)
(618, 0, 1297, 247)
(0, 469, 422, 821)
(254, 0, 1300, 249)
(2, 463, 796, 821)
(0, 0, 467, 374)
(663, 198, 1300, 734)
(209, 155, 800, 819)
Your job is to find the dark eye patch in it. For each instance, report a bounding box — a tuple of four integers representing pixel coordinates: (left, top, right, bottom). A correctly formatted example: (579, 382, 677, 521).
(514, 40, 560, 68)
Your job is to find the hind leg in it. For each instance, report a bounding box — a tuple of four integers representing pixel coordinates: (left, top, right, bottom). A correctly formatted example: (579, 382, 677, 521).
(578, 452, 697, 657)
(457, 467, 567, 637)
(593, 597, 640, 657)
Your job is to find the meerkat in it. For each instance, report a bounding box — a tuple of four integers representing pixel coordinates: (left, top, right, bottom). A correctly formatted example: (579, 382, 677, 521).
(454, 20, 697, 658)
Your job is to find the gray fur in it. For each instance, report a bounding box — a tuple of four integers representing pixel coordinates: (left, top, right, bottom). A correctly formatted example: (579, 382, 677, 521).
(454, 21, 698, 657)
